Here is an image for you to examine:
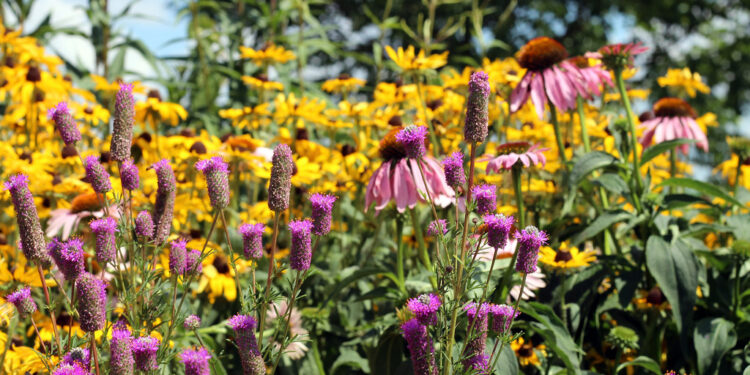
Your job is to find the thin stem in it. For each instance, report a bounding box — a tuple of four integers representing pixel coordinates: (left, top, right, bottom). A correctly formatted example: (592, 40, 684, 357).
(270, 268, 308, 373)
(560, 271, 568, 327)
(91, 333, 101, 375)
(410, 208, 432, 272)
(577, 96, 591, 153)
(0, 317, 15, 371)
(512, 167, 525, 229)
(37, 264, 62, 355)
(258, 211, 281, 345)
(492, 272, 528, 370)
(550, 104, 568, 167)
(670, 148, 677, 179)
(220, 210, 246, 312)
(396, 219, 406, 292)
(30, 317, 48, 355)
(614, 69, 644, 193)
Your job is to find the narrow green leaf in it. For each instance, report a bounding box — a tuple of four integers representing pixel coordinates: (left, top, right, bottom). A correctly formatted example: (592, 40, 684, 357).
(571, 210, 632, 246)
(657, 178, 742, 207)
(569, 151, 619, 186)
(641, 139, 696, 165)
(615, 356, 661, 374)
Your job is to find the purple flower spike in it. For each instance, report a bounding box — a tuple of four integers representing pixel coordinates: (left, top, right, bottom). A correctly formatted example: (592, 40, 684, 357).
(50, 238, 85, 281)
(152, 159, 176, 246)
(185, 249, 202, 276)
(395, 125, 429, 159)
(195, 156, 231, 210)
(514, 226, 548, 274)
(169, 239, 188, 276)
(75, 272, 107, 332)
(268, 144, 293, 212)
(289, 219, 313, 271)
(181, 347, 212, 375)
(110, 325, 134, 375)
(48, 102, 82, 146)
(239, 223, 265, 259)
(110, 83, 135, 162)
(52, 364, 88, 375)
(472, 184, 496, 215)
(84, 155, 112, 193)
(401, 318, 438, 375)
(463, 302, 490, 372)
(427, 219, 448, 237)
(61, 347, 91, 371)
(7, 287, 37, 319)
(120, 159, 139, 191)
(228, 314, 265, 375)
(134, 211, 154, 240)
(406, 294, 441, 326)
(184, 315, 201, 330)
(309, 193, 337, 236)
(90, 217, 118, 265)
(490, 304, 519, 334)
(484, 214, 515, 250)
(132, 336, 160, 371)
(442, 152, 466, 189)
(4, 174, 47, 265)
(464, 71, 490, 143)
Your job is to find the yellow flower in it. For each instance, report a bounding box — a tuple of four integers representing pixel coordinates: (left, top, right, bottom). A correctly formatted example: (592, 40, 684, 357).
(272, 93, 327, 128)
(195, 252, 249, 303)
(242, 75, 284, 91)
(657, 67, 710, 97)
(135, 89, 188, 126)
(603, 88, 650, 102)
(90, 74, 146, 95)
(239, 43, 296, 65)
(385, 45, 448, 72)
(539, 242, 597, 270)
(219, 104, 271, 129)
(322, 74, 366, 94)
(70, 102, 110, 125)
(511, 337, 546, 367)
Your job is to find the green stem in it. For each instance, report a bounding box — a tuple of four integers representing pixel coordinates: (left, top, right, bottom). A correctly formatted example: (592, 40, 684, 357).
(734, 255, 742, 319)
(670, 148, 677, 179)
(492, 272, 528, 370)
(396, 219, 406, 293)
(512, 166, 525, 228)
(219, 210, 246, 312)
(734, 155, 743, 196)
(577, 96, 591, 153)
(560, 271, 568, 327)
(614, 69, 644, 193)
(258, 212, 281, 345)
(550, 104, 568, 167)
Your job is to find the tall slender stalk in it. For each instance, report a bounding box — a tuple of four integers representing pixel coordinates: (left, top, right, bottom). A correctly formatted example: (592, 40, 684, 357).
(37, 264, 62, 355)
(550, 104, 568, 167)
(577, 96, 591, 153)
(490, 272, 528, 370)
(614, 68, 643, 193)
(220, 210, 246, 312)
(258, 211, 281, 345)
(91, 333, 101, 375)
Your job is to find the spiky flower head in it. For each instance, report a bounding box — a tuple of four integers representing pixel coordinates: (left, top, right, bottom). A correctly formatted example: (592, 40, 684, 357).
(134, 211, 154, 240)
(83, 155, 112, 193)
(268, 144, 293, 212)
(110, 83, 135, 162)
(184, 315, 201, 330)
(514, 226, 548, 274)
(400, 318, 438, 375)
(395, 125, 429, 159)
(90, 217, 118, 265)
(48, 102, 82, 146)
(464, 71, 490, 143)
(463, 302, 490, 372)
(132, 336, 160, 371)
(120, 159, 140, 191)
(484, 214, 515, 250)
(406, 294, 441, 326)
(75, 272, 107, 332)
(152, 159, 176, 245)
(169, 239, 188, 276)
(181, 347, 212, 375)
(490, 304, 519, 334)
(61, 347, 91, 370)
(52, 364, 88, 375)
(472, 184, 497, 215)
(110, 325, 135, 375)
(442, 151, 466, 189)
(185, 249, 202, 276)
(228, 314, 266, 375)
(289, 219, 313, 271)
(4, 174, 47, 265)
(596, 42, 648, 71)
(49, 238, 85, 281)
(195, 156, 231, 210)
(7, 287, 37, 319)
(427, 219, 448, 237)
(309, 193, 337, 236)
(239, 223, 265, 259)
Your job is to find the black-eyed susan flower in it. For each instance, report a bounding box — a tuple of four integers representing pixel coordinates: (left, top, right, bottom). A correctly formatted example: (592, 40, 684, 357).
(239, 43, 295, 65)
(322, 74, 366, 94)
(511, 337, 546, 367)
(135, 89, 187, 127)
(242, 74, 284, 91)
(385, 45, 448, 72)
(539, 241, 597, 270)
(657, 67, 710, 98)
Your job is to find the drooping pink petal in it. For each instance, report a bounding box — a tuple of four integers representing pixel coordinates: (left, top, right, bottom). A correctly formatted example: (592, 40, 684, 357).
(529, 73, 547, 119)
(510, 72, 533, 113)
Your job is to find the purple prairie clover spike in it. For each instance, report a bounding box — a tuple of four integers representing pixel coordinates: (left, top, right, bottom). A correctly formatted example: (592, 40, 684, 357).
(61, 347, 91, 370)
(181, 347, 212, 375)
(239, 223, 265, 259)
(490, 304, 519, 334)
(52, 364, 88, 375)
(4, 175, 47, 265)
(110, 326, 135, 375)
(90, 217, 117, 265)
(484, 214, 515, 250)
(83, 155, 112, 193)
(152, 159, 176, 246)
(395, 125, 429, 159)
(309, 193, 337, 236)
(288, 219, 313, 271)
(442, 151, 466, 189)
(464, 71, 490, 143)
(195, 156, 231, 210)
(75, 272, 107, 332)
(110, 83, 135, 162)
(268, 144, 293, 212)
(50, 238, 85, 281)
(427, 219, 448, 237)
(184, 315, 201, 330)
(134, 211, 154, 240)
(406, 294, 441, 326)
(401, 318, 438, 375)
(185, 249, 202, 276)
(515, 226, 548, 274)
(472, 184, 496, 215)
(463, 302, 490, 372)
(132, 336, 160, 371)
(169, 239, 188, 276)
(48, 102, 82, 146)
(120, 159, 140, 191)
(7, 287, 37, 319)
(228, 314, 266, 375)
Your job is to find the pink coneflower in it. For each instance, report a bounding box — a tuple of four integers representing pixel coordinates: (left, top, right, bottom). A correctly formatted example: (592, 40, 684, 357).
(567, 56, 613, 97)
(365, 128, 455, 214)
(508, 270, 546, 302)
(485, 142, 548, 172)
(510, 37, 588, 118)
(640, 97, 709, 154)
(594, 42, 648, 71)
(266, 301, 309, 360)
(46, 192, 119, 240)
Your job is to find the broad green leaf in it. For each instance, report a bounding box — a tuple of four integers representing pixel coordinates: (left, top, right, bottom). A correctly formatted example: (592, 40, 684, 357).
(331, 347, 370, 374)
(593, 173, 629, 195)
(493, 342, 519, 375)
(616, 356, 661, 374)
(322, 267, 393, 305)
(569, 151, 619, 186)
(641, 139, 696, 165)
(370, 330, 407, 375)
(571, 210, 632, 246)
(658, 178, 742, 207)
(694, 318, 737, 375)
(524, 302, 582, 374)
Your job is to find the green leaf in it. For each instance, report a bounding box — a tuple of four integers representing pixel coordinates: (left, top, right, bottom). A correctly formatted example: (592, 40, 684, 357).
(331, 347, 370, 374)
(657, 178, 742, 207)
(615, 356, 661, 374)
(593, 173, 630, 195)
(322, 267, 393, 305)
(645, 237, 699, 348)
(694, 318, 737, 375)
(370, 330, 407, 375)
(641, 139, 696, 165)
(569, 151, 619, 187)
(571, 210, 632, 246)
(493, 342, 519, 375)
(524, 302, 582, 374)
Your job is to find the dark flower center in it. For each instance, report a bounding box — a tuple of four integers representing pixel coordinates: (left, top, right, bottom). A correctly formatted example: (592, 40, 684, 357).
(84, 107, 94, 115)
(653, 97, 696, 118)
(554, 249, 573, 263)
(518, 343, 534, 358)
(256, 74, 269, 82)
(517, 37, 568, 71)
(379, 127, 407, 161)
(496, 141, 531, 155)
(147, 89, 162, 101)
(340, 144, 356, 156)
(338, 73, 351, 80)
(190, 141, 207, 154)
(646, 286, 665, 305)
(26, 66, 41, 82)
(212, 255, 230, 274)
(387, 115, 403, 127)
(567, 56, 589, 69)
(426, 98, 443, 111)
(70, 192, 104, 213)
